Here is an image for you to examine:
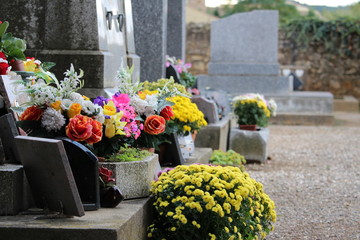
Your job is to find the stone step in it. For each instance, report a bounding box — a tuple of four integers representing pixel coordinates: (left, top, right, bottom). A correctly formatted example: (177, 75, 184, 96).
(0, 197, 152, 240)
(185, 147, 212, 165)
(270, 112, 334, 126)
(333, 96, 359, 112)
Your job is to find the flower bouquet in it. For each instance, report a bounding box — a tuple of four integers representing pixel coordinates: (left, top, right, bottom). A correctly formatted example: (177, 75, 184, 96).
(232, 93, 277, 130)
(14, 64, 104, 145)
(148, 164, 276, 240)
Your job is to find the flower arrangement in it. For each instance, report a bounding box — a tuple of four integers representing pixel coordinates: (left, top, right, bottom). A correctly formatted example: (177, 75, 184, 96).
(90, 92, 143, 157)
(142, 77, 190, 96)
(115, 66, 176, 149)
(166, 55, 197, 89)
(167, 95, 207, 135)
(210, 150, 246, 171)
(232, 93, 277, 128)
(15, 64, 104, 144)
(148, 164, 276, 240)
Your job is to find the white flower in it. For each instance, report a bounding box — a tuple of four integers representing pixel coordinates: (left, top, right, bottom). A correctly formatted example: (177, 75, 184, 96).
(41, 108, 66, 132)
(69, 92, 84, 104)
(267, 99, 277, 116)
(61, 99, 73, 110)
(130, 95, 148, 115)
(82, 100, 97, 115)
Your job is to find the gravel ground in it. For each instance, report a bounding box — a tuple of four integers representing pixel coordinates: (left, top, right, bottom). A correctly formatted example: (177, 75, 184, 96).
(246, 125, 360, 240)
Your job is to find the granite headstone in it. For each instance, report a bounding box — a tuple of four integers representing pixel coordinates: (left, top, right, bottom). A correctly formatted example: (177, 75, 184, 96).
(132, 0, 167, 82)
(167, 0, 186, 60)
(15, 136, 85, 217)
(191, 96, 219, 124)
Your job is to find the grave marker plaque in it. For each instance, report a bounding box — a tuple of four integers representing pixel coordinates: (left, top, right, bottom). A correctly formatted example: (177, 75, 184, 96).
(58, 137, 100, 211)
(15, 136, 85, 217)
(157, 133, 185, 167)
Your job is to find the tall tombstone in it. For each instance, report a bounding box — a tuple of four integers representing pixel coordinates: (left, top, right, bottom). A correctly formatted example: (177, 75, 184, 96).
(197, 10, 291, 96)
(167, 0, 186, 60)
(0, 0, 139, 98)
(132, 0, 168, 82)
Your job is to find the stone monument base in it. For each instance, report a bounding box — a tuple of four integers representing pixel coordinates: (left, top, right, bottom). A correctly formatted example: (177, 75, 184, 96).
(195, 116, 230, 151)
(229, 128, 269, 163)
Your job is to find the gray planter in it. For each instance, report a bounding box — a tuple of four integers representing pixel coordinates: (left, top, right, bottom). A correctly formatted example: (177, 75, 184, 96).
(99, 154, 161, 199)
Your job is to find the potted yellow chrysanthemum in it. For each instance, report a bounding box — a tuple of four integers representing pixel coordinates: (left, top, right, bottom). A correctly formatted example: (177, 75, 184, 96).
(148, 164, 276, 240)
(232, 93, 277, 131)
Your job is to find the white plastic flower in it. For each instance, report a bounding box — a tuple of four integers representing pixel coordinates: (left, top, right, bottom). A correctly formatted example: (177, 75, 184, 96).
(41, 108, 66, 132)
(82, 100, 97, 115)
(61, 99, 73, 110)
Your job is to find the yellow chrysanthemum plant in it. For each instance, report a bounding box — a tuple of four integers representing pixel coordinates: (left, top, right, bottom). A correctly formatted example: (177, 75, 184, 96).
(167, 95, 207, 135)
(232, 93, 277, 128)
(148, 164, 276, 240)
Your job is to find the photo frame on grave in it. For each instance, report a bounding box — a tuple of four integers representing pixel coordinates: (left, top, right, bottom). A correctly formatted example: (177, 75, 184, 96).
(57, 137, 100, 211)
(166, 65, 180, 83)
(0, 75, 22, 112)
(14, 136, 85, 217)
(0, 113, 21, 163)
(157, 133, 185, 167)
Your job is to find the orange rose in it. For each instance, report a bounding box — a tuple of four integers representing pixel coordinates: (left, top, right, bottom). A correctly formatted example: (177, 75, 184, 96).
(144, 115, 166, 135)
(19, 106, 44, 121)
(86, 119, 103, 144)
(65, 115, 93, 142)
(160, 106, 174, 121)
(67, 103, 82, 118)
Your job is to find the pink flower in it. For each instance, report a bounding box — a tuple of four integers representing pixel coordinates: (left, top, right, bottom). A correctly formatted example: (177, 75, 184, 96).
(112, 93, 130, 107)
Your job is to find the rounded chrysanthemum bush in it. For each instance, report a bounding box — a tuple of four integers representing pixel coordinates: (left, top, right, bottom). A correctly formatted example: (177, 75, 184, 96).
(148, 165, 276, 240)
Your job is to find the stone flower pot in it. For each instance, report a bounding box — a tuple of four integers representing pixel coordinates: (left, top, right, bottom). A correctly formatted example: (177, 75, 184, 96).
(99, 154, 161, 199)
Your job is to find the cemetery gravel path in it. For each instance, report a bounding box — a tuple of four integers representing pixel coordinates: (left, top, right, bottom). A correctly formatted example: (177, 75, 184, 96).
(246, 125, 360, 240)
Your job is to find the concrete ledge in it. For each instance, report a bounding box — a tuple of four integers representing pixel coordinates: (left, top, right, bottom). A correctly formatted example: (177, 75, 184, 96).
(208, 62, 280, 75)
(99, 154, 161, 200)
(229, 128, 269, 163)
(270, 112, 334, 126)
(333, 96, 359, 112)
(195, 116, 230, 151)
(0, 198, 152, 240)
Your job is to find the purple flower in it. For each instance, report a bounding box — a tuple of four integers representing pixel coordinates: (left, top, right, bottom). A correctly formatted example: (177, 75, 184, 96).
(93, 96, 109, 107)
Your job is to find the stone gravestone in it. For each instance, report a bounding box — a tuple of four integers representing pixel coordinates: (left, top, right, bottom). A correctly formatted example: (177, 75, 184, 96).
(167, 0, 186, 60)
(191, 96, 219, 124)
(158, 133, 185, 167)
(0, 0, 138, 98)
(198, 10, 290, 95)
(15, 136, 85, 217)
(197, 10, 333, 118)
(0, 139, 4, 165)
(58, 138, 100, 211)
(132, 0, 167, 81)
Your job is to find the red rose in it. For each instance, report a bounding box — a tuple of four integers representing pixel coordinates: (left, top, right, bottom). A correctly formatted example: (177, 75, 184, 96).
(99, 167, 115, 183)
(144, 115, 166, 135)
(0, 62, 9, 75)
(19, 106, 44, 121)
(86, 119, 103, 144)
(160, 106, 174, 121)
(65, 114, 94, 142)
(0, 52, 7, 60)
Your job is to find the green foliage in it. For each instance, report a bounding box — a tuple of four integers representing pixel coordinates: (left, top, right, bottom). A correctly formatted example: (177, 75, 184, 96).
(0, 21, 26, 61)
(210, 150, 246, 170)
(106, 147, 152, 162)
(321, 3, 360, 21)
(233, 101, 269, 127)
(179, 71, 197, 89)
(282, 18, 360, 58)
(220, 0, 302, 24)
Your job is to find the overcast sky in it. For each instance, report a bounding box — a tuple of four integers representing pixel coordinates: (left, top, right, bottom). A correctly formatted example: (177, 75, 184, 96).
(205, 0, 359, 7)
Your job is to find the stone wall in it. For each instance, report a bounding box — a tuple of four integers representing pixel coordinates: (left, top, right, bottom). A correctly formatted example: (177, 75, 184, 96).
(186, 23, 360, 101)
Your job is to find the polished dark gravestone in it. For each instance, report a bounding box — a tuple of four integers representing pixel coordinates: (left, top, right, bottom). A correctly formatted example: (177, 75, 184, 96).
(0, 138, 4, 165)
(157, 133, 185, 167)
(0, 113, 21, 163)
(15, 136, 85, 217)
(166, 65, 180, 83)
(57, 137, 100, 211)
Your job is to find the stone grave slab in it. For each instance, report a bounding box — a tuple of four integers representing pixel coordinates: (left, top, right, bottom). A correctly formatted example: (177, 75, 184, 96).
(58, 138, 100, 211)
(0, 75, 23, 111)
(0, 138, 4, 165)
(100, 154, 161, 200)
(229, 128, 269, 163)
(157, 133, 185, 167)
(0, 113, 21, 164)
(191, 96, 219, 124)
(15, 136, 85, 217)
(195, 115, 231, 151)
